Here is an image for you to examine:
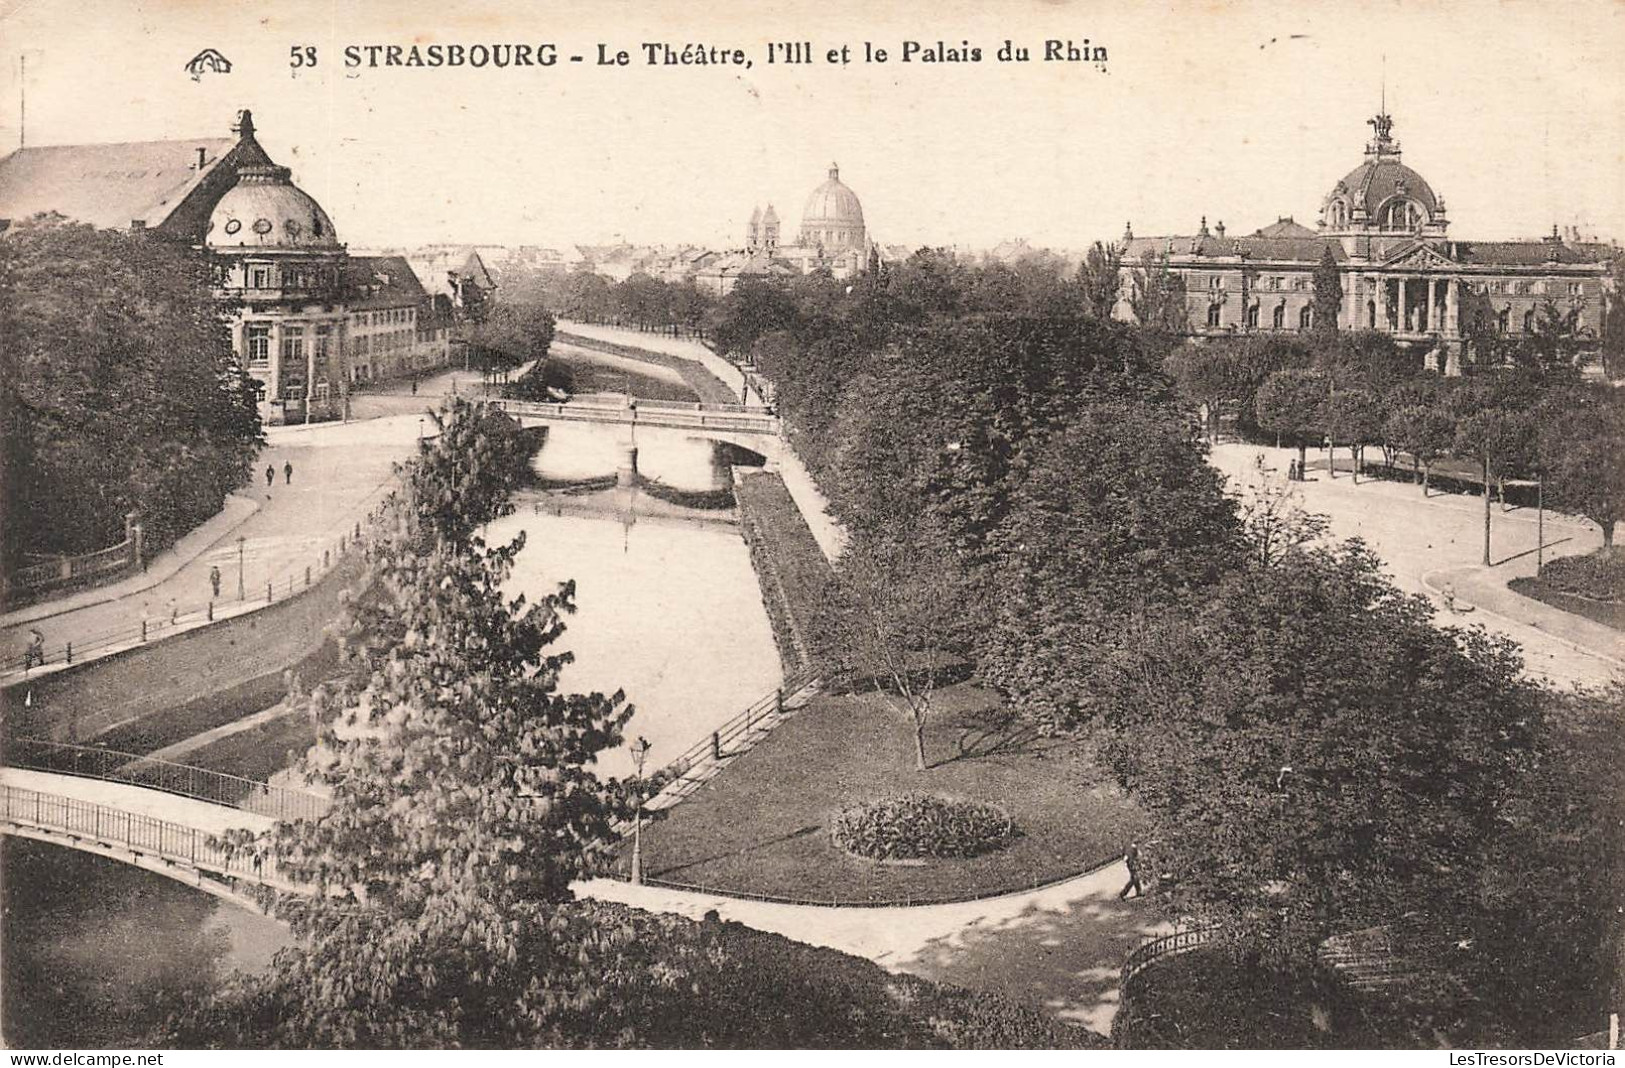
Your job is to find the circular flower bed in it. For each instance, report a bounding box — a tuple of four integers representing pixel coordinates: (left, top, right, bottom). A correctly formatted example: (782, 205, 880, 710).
(831, 794, 1018, 861)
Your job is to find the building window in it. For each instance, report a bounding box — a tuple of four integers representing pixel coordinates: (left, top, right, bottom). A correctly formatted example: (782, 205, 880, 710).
(1207, 303, 1222, 328)
(249, 265, 273, 289)
(1569, 282, 1583, 297)
(245, 323, 271, 366)
(1246, 303, 1260, 329)
(1208, 274, 1223, 290)
(281, 325, 305, 361)
(1523, 309, 1535, 333)
(1300, 306, 1313, 331)
(1272, 303, 1285, 329)
(1497, 308, 1510, 334)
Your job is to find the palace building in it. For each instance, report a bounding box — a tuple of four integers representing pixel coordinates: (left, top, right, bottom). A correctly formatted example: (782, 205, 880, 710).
(1115, 111, 1618, 371)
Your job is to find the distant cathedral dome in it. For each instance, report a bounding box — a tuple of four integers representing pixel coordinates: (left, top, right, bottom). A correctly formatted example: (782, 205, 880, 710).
(1320, 113, 1445, 235)
(799, 163, 866, 251)
(207, 162, 338, 250)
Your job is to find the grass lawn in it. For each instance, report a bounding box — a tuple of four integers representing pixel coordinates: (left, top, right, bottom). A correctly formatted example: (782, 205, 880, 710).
(178, 709, 316, 784)
(1507, 577, 1625, 632)
(633, 681, 1147, 904)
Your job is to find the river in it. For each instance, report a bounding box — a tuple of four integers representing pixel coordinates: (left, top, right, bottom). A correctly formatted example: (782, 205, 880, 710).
(2, 424, 784, 1046)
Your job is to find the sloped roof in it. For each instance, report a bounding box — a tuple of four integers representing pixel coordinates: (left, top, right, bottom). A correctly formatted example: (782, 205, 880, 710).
(343, 255, 427, 309)
(1444, 240, 1603, 266)
(1123, 234, 1347, 264)
(1254, 218, 1318, 238)
(0, 136, 263, 233)
(407, 247, 496, 295)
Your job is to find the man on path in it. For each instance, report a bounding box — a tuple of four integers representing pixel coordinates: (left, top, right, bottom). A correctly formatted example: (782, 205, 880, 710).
(23, 628, 45, 669)
(209, 565, 222, 599)
(1119, 841, 1144, 900)
(265, 464, 275, 488)
(284, 460, 294, 485)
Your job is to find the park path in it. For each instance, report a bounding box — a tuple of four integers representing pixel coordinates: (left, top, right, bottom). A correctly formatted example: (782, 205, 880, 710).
(1209, 443, 1621, 688)
(580, 862, 1165, 1036)
(0, 415, 418, 678)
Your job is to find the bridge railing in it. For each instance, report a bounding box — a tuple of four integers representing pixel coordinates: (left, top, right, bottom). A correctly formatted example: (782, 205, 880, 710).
(492, 399, 778, 435)
(1, 783, 286, 886)
(4, 737, 327, 823)
(1121, 925, 1220, 985)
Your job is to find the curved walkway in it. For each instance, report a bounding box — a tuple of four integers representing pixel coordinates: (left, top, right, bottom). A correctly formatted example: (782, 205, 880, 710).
(1209, 443, 1621, 688)
(0, 757, 1157, 1036)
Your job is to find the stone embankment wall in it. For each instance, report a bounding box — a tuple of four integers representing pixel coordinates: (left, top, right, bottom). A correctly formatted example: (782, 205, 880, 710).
(2, 555, 368, 745)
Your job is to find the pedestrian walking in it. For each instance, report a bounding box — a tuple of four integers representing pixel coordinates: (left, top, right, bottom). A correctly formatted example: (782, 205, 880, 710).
(169, 597, 179, 625)
(23, 628, 45, 669)
(284, 460, 294, 485)
(1119, 841, 1144, 900)
(209, 564, 222, 599)
(265, 464, 275, 488)
(411, 376, 418, 396)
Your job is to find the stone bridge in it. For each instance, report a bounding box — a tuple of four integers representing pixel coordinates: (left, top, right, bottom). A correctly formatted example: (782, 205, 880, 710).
(491, 397, 784, 460)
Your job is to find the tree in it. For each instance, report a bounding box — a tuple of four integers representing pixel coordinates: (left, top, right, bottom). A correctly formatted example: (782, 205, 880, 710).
(975, 400, 1244, 731)
(1094, 541, 1543, 969)
(1164, 341, 1244, 441)
(1077, 240, 1124, 320)
(1255, 369, 1331, 474)
(1602, 257, 1625, 380)
(0, 215, 262, 566)
(821, 523, 977, 772)
(1233, 454, 1329, 568)
(1452, 392, 1537, 565)
(1310, 245, 1343, 340)
(1537, 386, 1625, 547)
(1325, 386, 1384, 483)
(1383, 403, 1456, 495)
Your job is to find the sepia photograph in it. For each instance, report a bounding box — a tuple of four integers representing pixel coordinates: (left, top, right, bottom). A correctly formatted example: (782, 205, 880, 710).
(0, 0, 1622, 1054)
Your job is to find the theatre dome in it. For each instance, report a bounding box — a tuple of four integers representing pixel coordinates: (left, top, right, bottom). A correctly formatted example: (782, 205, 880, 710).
(207, 163, 338, 250)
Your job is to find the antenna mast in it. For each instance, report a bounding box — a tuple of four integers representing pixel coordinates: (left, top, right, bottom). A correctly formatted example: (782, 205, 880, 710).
(18, 53, 25, 149)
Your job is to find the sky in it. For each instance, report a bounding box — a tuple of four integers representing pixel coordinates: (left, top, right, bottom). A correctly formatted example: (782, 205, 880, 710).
(1, 0, 1622, 252)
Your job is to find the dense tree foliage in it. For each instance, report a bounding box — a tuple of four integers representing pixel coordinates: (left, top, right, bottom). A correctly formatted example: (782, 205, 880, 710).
(0, 216, 262, 564)
(1096, 542, 1543, 962)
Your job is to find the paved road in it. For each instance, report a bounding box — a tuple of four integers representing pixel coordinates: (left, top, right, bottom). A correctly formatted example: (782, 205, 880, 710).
(1, 414, 418, 674)
(1210, 443, 1621, 688)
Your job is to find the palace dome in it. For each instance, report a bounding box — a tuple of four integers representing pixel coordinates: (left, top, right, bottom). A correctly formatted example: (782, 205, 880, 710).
(1320, 113, 1446, 234)
(799, 163, 866, 250)
(1329, 159, 1439, 217)
(207, 163, 338, 250)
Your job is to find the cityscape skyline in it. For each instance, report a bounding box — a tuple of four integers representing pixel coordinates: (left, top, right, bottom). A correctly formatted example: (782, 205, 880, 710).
(1, 0, 1622, 252)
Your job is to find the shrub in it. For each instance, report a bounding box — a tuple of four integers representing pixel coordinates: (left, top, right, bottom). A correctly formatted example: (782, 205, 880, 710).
(832, 794, 1017, 861)
(1537, 550, 1625, 602)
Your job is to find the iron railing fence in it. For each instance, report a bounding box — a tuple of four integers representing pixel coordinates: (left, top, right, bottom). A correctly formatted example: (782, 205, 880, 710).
(0, 783, 288, 886)
(4, 737, 327, 823)
(3, 471, 401, 677)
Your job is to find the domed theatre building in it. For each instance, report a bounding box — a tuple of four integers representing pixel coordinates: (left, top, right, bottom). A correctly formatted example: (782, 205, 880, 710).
(1116, 111, 1618, 372)
(0, 108, 454, 423)
(206, 112, 349, 423)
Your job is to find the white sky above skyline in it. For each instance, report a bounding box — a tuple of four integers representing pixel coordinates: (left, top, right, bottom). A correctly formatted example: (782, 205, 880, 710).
(1, 0, 1621, 253)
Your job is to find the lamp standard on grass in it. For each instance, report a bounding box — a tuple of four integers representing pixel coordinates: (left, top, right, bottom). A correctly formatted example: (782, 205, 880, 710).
(237, 536, 246, 600)
(630, 735, 652, 885)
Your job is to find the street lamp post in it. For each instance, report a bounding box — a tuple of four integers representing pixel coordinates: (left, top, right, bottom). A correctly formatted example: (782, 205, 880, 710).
(1536, 473, 1545, 576)
(236, 536, 246, 600)
(630, 735, 652, 885)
